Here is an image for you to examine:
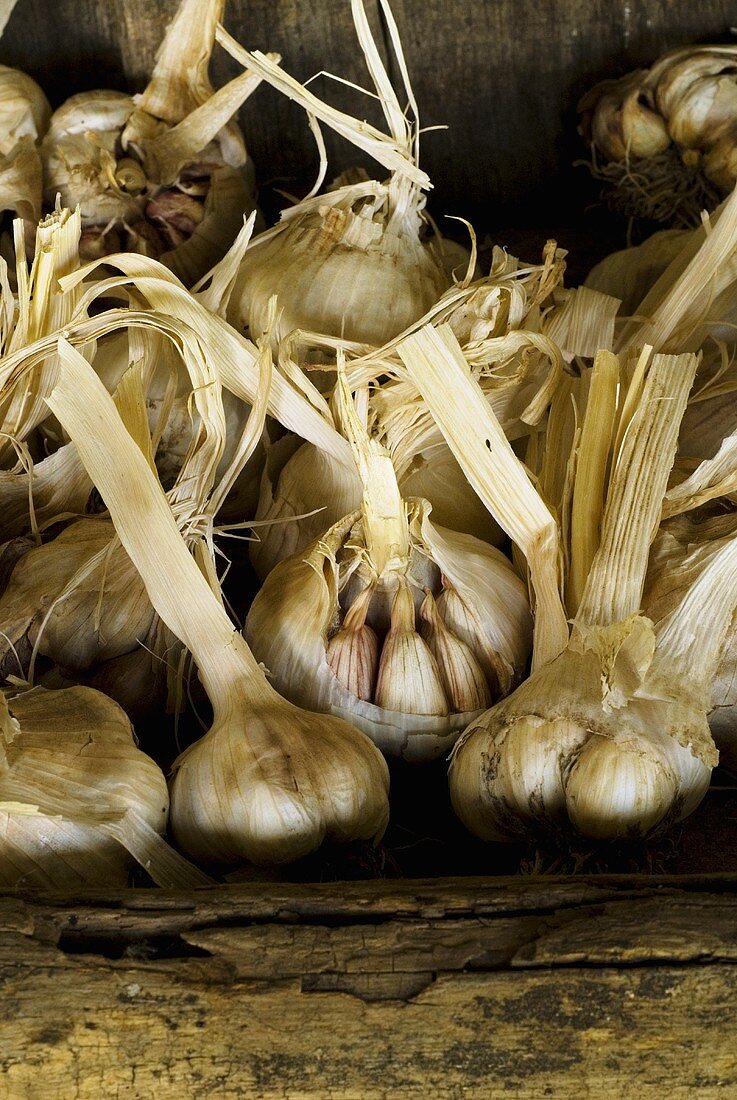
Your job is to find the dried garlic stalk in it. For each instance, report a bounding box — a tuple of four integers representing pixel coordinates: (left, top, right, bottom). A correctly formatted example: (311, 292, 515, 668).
(250, 242, 568, 579)
(47, 339, 389, 868)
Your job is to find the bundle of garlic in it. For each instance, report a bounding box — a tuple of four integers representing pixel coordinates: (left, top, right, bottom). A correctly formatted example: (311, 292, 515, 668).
(46, 339, 389, 868)
(41, 0, 272, 283)
(217, 0, 448, 346)
(250, 241, 569, 579)
(0, 681, 210, 889)
(0, 65, 50, 235)
(245, 365, 532, 762)
(397, 322, 737, 841)
(579, 45, 737, 227)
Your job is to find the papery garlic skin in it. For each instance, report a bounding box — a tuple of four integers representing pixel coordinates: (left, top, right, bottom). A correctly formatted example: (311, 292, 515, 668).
(0, 685, 170, 889)
(250, 437, 502, 581)
(246, 500, 532, 762)
(170, 685, 389, 867)
(450, 636, 715, 842)
(234, 192, 447, 346)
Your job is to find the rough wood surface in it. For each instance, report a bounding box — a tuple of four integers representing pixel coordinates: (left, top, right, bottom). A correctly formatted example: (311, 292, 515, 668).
(2, 877, 737, 1097)
(2, 0, 735, 232)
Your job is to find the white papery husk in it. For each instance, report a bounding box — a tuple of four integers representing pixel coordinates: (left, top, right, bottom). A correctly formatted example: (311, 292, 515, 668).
(449, 619, 715, 842)
(246, 498, 531, 762)
(0, 683, 208, 889)
(644, 510, 737, 767)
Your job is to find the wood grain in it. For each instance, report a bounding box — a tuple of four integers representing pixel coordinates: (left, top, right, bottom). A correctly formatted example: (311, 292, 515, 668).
(2, 0, 736, 235)
(3, 879, 737, 1097)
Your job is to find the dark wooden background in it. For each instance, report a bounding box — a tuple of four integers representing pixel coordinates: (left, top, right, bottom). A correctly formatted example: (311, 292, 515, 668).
(3, 0, 737, 251)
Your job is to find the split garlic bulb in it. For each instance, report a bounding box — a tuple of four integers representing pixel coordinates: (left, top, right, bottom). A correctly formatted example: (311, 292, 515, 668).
(579, 46, 737, 226)
(41, 0, 264, 281)
(246, 370, 531, 762)
(0, 684, 205, 889)
(247, 502, 530, 761)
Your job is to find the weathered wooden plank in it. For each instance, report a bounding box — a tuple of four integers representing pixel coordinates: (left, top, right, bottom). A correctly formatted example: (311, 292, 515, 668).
(2, 881, 737, 1093)
(7, 874, 737, 943)
(1, 940, 736, 1098)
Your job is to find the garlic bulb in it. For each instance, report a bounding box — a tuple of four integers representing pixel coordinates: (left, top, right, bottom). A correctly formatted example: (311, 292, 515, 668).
(41, 0, 268, 282)
(245, 371, 531, 762)
(398, 321, 723, 840)
(579, 46, 737, 226)
(48, 338, 390, 869)
(0, 518, 154, 680)
(219, 1, 448, 345)
(0, 683, 208, 889)
(0, 66, 50, 154)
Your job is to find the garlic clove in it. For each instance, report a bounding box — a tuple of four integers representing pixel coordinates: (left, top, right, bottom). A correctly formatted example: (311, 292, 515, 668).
(420, 590, 492, 712)
(375, 582, 448, 716)
(564, 733, 678, 840)
(436, 584, 507, 696)
(326, 585, 379, 702)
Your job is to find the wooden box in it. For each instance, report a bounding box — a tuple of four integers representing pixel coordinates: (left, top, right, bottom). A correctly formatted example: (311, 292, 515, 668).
(2, 2, 737, 1096)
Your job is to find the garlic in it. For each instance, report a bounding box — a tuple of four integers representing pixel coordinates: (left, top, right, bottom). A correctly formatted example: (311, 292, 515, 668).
(326, 584, 379, 702)
(375, 581, 449, 716)
(0, 518, 154, 679)
(47, 338, 390, 869)
(420, 590, 492, 712)
(579, 46, 737, 226)
(0, 683, 209, 889)
(0, 66, 50, 236)
(40, 0, 270, 282)
(245, 369, 531, 762)
(249, 241, 567, 580)
(398, 319, 725, 839)
(218, 1, 448, 346)
(644, 510, 737, 768)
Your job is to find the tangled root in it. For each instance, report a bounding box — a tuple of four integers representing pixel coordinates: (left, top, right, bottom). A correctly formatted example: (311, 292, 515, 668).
(581, 144, 724, 230)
